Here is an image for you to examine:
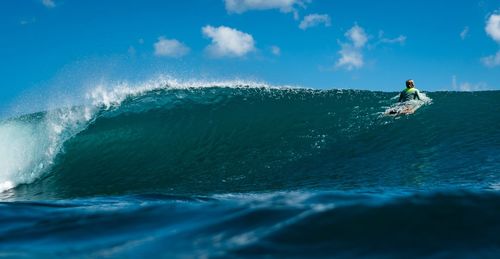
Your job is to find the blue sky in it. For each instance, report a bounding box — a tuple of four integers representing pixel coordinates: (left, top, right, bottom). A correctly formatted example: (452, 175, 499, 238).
(1, 0, 499, 114)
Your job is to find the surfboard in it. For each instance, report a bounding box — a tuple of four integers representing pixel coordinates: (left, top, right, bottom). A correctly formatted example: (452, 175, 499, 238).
(384, 103, 418, 116)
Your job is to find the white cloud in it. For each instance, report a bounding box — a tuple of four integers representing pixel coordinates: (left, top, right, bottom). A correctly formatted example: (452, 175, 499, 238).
(299, 14, 331, 30)
(452, 76, 489, 91)
(153, 37, 190, 58)
(42, 0, 56, 8)
(224, 0, 306, 17)
(270, 45, 281, 55)
(336, 44, 363, 70)
(335, 24, 368, 70)
(485, 13, 500, 43)
(380, 35, 406, 44)
(376, 31, 406, 45)
(202, 25, 256, 58)
(481, 50, 500, 67)
(460, 26, 469, 40)
(346, 24, 368, 48)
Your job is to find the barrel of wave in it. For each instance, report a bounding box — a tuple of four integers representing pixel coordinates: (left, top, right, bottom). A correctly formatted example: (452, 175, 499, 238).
(0, 79, 174, 193)
(0, 107, 94, 193)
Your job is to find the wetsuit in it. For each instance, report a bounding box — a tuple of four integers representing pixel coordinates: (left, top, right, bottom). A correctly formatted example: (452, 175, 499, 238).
(398, 88, 421, 102)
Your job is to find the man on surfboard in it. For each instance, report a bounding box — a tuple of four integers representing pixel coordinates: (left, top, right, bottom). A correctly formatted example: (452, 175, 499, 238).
(386, 79, 423, 115)
(399, 79, 421, 102)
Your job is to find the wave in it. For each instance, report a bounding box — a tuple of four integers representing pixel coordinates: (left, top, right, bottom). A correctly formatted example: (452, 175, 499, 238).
(1, 80, 500, 198)
(0, 79, 288, 194)
(1, 190, 500, 257)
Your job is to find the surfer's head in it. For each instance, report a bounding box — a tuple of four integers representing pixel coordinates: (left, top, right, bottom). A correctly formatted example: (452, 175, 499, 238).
(406, 79, 414, 88)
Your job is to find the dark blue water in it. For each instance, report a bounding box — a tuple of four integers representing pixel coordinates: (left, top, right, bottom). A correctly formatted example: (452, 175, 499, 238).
(1, 86, 500, 257)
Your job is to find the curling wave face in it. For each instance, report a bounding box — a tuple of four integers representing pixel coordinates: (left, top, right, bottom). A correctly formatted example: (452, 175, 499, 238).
(1, 81, 500, 199)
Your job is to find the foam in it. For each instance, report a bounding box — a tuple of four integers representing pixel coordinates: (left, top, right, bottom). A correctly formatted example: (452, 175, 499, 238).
(86, 76, 300, 109)
(0, 120, 52, 192)
(0, 107, 94, 192)
(383, 92, 432, 116)
(0, 76, 296, 192)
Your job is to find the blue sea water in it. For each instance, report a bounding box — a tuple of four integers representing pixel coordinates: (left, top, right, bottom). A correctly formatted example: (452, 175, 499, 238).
(1, 82, 500, 257)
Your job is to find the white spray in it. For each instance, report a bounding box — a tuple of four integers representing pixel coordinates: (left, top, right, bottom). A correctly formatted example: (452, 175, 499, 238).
(0, 76, 295, 192)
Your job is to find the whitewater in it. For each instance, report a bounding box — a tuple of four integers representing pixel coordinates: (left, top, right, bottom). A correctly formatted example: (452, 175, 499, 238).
(1, 78, 500, 257)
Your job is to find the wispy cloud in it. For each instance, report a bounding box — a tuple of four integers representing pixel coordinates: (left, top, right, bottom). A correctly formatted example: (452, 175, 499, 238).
(481, 50, 500, 67)
(270, 45, 281, 56)
(377, 31, 406, 45)
(202, 25, 256, 58)
(336, 24, 367, 70)
(42, 0, 56, 8)
(299, 14, 331, 30)
(460, 26, 469, 40)
(153, 37, 190, 58)
(380, 35, 406, 44)
(224, 0, 308, 18)
(452, 75, 489, 91)
(20, 18, 36, 25)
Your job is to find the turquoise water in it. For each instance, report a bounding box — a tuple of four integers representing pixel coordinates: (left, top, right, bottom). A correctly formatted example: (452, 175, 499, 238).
(1, 86, 500, 257)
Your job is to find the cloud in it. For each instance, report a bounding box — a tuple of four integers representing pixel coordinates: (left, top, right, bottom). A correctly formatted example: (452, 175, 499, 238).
(336, 44, 364, 70)
(42, 0, 56, 8)
(346, 24, 368, 48)
(299, 14, 331, 30)
(375, 31, 406, 46)
(380, 35, 406, 44)
(335, 24, 368, 70)
(202, 25, 256, 58)
(153, 37, 190, 58)
(224, 0, 307, 18)
(20, 18, 36, 25)
(481, 50, 500, 67)
(460, 26, 469, 40)
(270, 45, 281, 55)
(485, 13, 500, 43)
(452, 75, 489, 91)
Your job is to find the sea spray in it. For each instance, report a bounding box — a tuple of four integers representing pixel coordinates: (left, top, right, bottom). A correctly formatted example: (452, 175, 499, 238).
(0, 78, 301, 193)
(0, 107, 94, 192)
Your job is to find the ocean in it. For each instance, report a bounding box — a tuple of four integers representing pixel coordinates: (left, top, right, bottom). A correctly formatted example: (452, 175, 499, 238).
(1, 82, 500, 257)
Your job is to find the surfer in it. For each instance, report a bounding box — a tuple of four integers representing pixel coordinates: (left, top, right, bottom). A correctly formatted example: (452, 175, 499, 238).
(386, 79, 422, 115)
(398, 79, 421, 102)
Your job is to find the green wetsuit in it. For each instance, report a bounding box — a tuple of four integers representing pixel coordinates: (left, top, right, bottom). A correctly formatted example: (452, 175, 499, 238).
(398, 88, 421, 102)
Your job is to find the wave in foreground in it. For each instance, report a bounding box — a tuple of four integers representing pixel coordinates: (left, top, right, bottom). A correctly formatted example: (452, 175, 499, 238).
(1, 190, 500, 257)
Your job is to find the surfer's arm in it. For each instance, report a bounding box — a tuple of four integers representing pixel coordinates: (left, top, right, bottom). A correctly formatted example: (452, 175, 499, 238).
(398, 92, 403, 102)
(414, 91, 421, 100)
